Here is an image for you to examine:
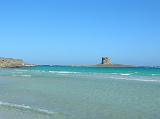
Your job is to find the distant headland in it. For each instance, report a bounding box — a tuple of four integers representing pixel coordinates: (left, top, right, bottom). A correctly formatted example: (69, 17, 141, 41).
(0, 57, 34, 68)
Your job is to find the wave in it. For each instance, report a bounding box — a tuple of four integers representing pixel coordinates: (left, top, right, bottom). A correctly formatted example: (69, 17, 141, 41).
(128, 78, 160, 82)
(82, 73, 160, 83)
(49, 71, 79, 74)
(120, 73, 131, 76)
(110, 77, 160, 83)
(0, 101, 56, 115)
(12, 74, 31, 77)
(110, 72, 160, 76)
(14, 69, 28, 72)
(111, 73, 134, 76)
(151, 74, 160, 76)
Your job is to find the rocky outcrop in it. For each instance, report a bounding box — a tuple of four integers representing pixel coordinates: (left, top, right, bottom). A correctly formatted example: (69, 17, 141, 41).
(96, 57, 135, 67)
(0, 57, 26, 68)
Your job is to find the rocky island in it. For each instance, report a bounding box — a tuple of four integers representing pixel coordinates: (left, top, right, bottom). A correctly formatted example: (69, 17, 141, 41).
(96, 57, 135, 67)
(0, 57, 27, 68)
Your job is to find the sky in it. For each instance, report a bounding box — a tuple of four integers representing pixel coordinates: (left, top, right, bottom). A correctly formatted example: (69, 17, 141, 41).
(0, 0, 160, 66)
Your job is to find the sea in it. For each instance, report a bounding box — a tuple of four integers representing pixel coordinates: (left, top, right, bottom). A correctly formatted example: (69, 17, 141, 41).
(0, 66, 160, 119)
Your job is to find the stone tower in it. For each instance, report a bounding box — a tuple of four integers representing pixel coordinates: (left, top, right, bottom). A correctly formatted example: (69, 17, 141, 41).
(102, 57, 111, 64)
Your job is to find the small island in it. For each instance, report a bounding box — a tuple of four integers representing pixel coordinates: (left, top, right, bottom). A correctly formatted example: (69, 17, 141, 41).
(95, 57, 135, 67)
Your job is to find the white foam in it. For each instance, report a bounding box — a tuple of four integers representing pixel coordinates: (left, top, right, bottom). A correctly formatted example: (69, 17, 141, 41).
(14, 69, 28, 72)
(12, 74, 31, 77)
(110, 77, 160, 83)
(0, 101, 55, 115)
(120, 73, 131, 76)
(111, 73, 118, 74)
(129, 79, 160, 82)
(21, 75, 31, 77)
(151, 74, 160, 76)
(49, 71, 79, 74)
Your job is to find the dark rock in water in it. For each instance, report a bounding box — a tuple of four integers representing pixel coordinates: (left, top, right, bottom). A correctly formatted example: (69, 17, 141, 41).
(0, 57, 26, 68)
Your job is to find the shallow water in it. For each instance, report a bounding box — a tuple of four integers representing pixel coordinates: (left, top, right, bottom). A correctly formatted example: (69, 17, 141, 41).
(0, 66, 160, 119)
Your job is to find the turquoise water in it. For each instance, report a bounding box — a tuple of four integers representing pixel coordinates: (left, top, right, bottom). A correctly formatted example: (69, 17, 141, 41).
(0, 66, 160, 119)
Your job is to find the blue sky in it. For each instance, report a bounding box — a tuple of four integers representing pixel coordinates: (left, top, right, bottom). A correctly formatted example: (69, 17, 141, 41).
(0, 0, 160, 66)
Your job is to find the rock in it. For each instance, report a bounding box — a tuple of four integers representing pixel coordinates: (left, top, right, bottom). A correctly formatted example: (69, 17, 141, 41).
(96, 56, 135, 67)
(0, 57, 26, 68)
